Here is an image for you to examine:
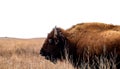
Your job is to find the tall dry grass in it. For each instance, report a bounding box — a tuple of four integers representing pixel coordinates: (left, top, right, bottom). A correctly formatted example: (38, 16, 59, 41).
(0, 37, 117, 69)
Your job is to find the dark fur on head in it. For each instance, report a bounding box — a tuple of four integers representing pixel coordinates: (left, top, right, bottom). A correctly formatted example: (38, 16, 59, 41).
(40, 27, 69, 63)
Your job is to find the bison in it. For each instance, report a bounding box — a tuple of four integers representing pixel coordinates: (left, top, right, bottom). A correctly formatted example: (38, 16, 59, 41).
(40, 22, 120, 68)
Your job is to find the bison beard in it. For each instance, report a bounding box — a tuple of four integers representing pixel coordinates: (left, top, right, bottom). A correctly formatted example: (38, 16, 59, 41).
(40, 22, 120, 69)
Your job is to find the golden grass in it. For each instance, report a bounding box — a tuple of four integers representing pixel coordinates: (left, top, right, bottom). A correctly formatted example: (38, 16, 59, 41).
(0, 37, 74, 69)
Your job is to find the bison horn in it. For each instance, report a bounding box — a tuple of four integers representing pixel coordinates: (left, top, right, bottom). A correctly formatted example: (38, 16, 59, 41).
(54, 26, 58, 38)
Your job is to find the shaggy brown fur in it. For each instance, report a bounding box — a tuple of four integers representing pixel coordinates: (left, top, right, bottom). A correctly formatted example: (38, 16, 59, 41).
(40, 22, 120, 68)
(67, 22, 120, 55)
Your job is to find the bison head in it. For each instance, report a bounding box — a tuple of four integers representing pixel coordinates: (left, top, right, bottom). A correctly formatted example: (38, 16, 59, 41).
(40, 27, 67, 63)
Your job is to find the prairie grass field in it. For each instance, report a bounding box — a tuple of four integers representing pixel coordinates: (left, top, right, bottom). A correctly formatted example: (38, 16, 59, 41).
(0, 37, 117, 69)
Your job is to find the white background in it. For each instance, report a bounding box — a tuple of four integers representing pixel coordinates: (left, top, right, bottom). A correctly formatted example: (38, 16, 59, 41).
(0, 0, 120, 38)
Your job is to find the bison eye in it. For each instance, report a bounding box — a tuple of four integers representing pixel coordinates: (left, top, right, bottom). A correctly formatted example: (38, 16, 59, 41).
(48, 39, 54, 44)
